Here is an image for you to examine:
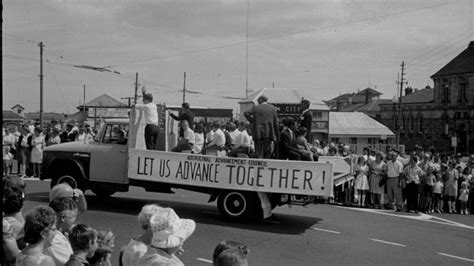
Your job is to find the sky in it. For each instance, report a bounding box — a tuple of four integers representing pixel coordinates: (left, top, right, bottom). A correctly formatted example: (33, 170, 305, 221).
(3, 0, 474, 114)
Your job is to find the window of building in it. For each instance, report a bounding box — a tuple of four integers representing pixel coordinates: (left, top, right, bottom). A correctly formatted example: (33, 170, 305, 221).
(17, 109, 22, 114)
(459, 78, 467, 104)
(443, 84, 450, 104)
(418, 115, 423, 133)
(331, 138, 339, 144)
(350, 138, 357, 145)
(313, 111, 323, 120)
(410, 115, 415, 132)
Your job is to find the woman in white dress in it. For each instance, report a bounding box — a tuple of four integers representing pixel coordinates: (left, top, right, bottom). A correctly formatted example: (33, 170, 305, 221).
(30, 127, 45, 178)
(354, 156, 369, 207)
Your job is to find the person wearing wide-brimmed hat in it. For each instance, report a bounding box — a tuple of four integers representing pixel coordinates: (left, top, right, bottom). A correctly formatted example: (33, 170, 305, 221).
(122, 204, 163, 266)
(138, 208, 195, 266)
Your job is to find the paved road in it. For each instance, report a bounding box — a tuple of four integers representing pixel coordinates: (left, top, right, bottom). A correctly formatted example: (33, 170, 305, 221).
(23, 179, 474, 266)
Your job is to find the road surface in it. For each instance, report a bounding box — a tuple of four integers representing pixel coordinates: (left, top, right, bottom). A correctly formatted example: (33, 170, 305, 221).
(22, 178, 474, 266)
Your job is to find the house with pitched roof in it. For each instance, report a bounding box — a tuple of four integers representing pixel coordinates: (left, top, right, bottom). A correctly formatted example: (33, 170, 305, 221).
(379, 41, 474, 153)
(326, 87, 383, 111)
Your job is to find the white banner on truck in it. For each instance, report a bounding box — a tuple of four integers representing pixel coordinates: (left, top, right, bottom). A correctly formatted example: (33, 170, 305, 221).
(128, 149, 334, 197)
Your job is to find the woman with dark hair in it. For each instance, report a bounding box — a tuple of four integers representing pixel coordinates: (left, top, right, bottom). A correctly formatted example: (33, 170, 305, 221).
(2, 176, 26, 265)
(15, 206, 56, 266)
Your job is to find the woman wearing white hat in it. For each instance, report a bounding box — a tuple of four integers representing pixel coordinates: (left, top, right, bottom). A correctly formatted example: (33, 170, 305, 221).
(138, 208, 195, 266)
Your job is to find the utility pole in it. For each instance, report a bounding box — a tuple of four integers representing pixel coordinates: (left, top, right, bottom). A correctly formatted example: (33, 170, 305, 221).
(38, 42, 45, 128)
(134, 72, 139, 104)
(83, 85, 86, 117)
(396, 61, 407, 149)
(182, 72, 186, 104)
(272, 82, 275, 88)
(245, 0, 250, 98)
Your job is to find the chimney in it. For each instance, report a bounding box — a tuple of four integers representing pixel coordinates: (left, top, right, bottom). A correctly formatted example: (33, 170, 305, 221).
(365, 89, 370, 104)
(405, 87, 414, 95)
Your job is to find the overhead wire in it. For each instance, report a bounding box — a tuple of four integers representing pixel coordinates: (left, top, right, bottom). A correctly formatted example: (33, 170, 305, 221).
(104, 1, 463, 69)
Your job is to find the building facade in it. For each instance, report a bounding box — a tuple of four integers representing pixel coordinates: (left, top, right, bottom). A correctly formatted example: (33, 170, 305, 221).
(379, 41, 474, 154)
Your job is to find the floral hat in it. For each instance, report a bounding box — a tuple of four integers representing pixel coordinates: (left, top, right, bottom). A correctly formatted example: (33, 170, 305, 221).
(149, 208, 195, 249)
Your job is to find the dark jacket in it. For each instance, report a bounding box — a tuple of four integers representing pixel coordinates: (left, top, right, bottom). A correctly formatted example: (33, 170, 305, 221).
(244, 103, 279, 140)
(170, 110, 194, 129)
(279, 128, 300, 159)
(300, 110, 313, 142)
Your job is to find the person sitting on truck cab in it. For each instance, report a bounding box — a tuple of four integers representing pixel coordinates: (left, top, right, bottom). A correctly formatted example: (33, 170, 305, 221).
(171, 120, 195, 153)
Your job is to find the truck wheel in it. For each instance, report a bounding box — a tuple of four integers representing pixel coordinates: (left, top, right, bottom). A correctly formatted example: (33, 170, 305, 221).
(51, 171, 85, 192)
(91, 188, 116, 198)
(217, 191, 262, 221)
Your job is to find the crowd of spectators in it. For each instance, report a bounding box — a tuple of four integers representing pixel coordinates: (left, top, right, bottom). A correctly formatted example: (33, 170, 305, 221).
(2, 175, 249, 266)
(3, 120, 97, 178)
(337, 145, 473, 215)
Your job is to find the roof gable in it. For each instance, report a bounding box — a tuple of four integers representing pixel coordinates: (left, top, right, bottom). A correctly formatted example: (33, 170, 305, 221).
(432, 41, 474, 77)
(82, 94, 127, 108)
(356, 87, 382, 96)
(11, 104, 25, 110)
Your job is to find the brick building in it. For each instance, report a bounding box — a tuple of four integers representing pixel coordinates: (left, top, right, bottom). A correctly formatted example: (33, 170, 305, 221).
(379, 41, 474, 153)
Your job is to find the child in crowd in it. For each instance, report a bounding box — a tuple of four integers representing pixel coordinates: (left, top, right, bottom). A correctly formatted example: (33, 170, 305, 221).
(215, 248, 248, 266)
(15, 206, 56, 266)
(213, 240, 249, 266)
(88, 230, 115, 266)
(354, 156, 369, 207)
(459, 182, 470, 215)
(420, 168, 436, 214)
(65, 224, 98, 266)
(432, 174, 444, 213)
(45, 197, 78, 265)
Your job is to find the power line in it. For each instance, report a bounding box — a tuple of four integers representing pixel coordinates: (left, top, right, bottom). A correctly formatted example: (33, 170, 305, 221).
(104, 1, 462, 69)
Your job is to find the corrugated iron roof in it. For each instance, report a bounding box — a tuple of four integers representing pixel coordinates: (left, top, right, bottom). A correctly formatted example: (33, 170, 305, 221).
(3, 110, 24, 121)
(432, 41, 474, 77)
(329, 112, 394, 137)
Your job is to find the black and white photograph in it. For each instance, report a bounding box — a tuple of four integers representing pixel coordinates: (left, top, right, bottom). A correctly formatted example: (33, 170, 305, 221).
(3, 0, 474, 265)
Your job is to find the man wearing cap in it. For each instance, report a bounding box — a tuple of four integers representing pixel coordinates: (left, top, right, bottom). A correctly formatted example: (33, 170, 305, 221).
(138, 208, 195, 266)
(170, 102, 194, 138)
(135, 86, 159, 150)
(386, 151, 404, 211)
(244, 95, 279, 159)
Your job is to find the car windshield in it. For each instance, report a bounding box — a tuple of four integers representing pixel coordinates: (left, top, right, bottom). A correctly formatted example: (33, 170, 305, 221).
(102, 124, 129, 145)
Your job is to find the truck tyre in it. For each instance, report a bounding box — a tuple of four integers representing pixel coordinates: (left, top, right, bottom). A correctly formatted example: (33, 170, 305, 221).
(51, 171, 86, 192)
(217, 191, 262, 221)
(91, 188, 116, 198)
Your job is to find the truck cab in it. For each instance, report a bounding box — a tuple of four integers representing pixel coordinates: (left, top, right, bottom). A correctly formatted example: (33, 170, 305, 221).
(42, 119, 130, 197)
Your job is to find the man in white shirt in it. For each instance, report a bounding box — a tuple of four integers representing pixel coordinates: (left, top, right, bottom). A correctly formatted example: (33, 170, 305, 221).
(227, 122, 240, 147)
(134, 87, 159, 150)
(386, 151, 404, 211)
(171, 120, 195, 152)
(201, 121, 225, 154)
(229, 122, 251, 157)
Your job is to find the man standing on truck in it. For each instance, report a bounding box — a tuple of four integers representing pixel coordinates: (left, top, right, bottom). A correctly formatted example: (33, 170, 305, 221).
(169, 102, 194, 138)
(244, 95, 279, 159)
(135, 86, 159, 150)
